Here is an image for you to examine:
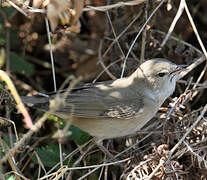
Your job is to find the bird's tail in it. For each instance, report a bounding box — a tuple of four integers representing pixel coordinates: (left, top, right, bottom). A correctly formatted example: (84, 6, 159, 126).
(21, 94, 50, 110)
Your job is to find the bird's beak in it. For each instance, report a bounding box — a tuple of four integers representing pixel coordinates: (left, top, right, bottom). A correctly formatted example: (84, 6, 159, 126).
(170, 64, 188, 75)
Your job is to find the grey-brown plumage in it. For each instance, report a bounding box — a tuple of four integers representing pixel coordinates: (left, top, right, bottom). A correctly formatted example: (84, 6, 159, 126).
(22, 58, 185, 139)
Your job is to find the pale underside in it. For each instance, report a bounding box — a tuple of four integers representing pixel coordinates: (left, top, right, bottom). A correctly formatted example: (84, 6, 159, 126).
(55, 81, 160, 139)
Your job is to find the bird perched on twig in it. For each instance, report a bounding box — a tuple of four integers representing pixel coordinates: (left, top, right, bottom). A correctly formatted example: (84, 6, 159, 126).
(22, 58, 186, 140)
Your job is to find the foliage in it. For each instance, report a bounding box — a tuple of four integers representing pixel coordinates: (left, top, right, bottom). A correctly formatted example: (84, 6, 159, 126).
(10, 52, 35, 75)
(32, 143, 70, 168)
(68, 125, 90, 145)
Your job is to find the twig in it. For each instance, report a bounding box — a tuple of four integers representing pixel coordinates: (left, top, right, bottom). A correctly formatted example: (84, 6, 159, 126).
(84, 0, 147, 12)
(3, 171, 29, 180)
(98, 162, 105, 180)
(140, 2, 148, 63)
(102, 11, 142, 60)
(126, 159, 151, 179)
(76, 158, 130, 180)
(180, 56, 205, 78)
(45, 18, 57, 92)
(0, 70, 33, 129)
(121, 0, 165, 78)
(0, 137, 24, 180)
(126, 43, 139, 61)
(98, 40, 117, 80)
(152, 29, 203, 55)
(106, 11, 125, 58)
(0, 8, 11, 73)
(38, 158, 130, 180)
(184, 141, 207, 168)
(45, 139, 93, 176)
(192, 64, 207, 90)
(0, 117, 40, 164)
(5, 0, 28, 16)
(0, 77, 81, 164)
(166, 56, 206, 118)
(6, 0, 147, 15)
(160, 0, 185, 48)
(93, 59, 121, 83)
(170, 104, 207, 155)
(33, 152, 47, 178)
(147, 160, 164, 180)
(184, 1, 207, 59)
(66, 143, 96, 179)
(58, 141, 64, 180)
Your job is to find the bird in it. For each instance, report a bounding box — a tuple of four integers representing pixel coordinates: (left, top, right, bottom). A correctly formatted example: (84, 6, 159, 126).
(22, 58, 186, 140)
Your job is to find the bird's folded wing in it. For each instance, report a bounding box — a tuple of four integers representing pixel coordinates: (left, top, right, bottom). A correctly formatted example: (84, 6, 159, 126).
(56, 85, 144, 119)
(22, 83, 144, 119)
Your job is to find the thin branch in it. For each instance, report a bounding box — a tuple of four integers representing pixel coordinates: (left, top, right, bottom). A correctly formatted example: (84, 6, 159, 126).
(0, 8, 11, 73)
(93, 59, 121, 83)
(0, 70, 33, 129)
(5, 0, 28, 16)
(106, 11, 125, 58)
(0, 77, 81, 164)
(102, 11, 142, 60)
(121, 0, 165, 78)
(184, 1, 207, 59)
(84, 0, 148, 12)
(170, 104, 207, 155)
(98, 40, 117, 80)
(45, 18, 57, 92)
(160, 0, 185, 48)
(76, 158, 130, 180)
(140, 2, 148, 63)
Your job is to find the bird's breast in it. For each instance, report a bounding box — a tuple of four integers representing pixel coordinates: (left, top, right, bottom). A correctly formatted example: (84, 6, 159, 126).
(71, 101, 158, 139)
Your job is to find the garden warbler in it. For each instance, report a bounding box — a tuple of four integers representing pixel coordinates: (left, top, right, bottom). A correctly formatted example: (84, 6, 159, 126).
(22, 58, 185, 140)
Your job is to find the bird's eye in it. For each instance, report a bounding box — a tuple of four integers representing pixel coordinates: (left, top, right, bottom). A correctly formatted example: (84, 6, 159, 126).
(157, 72, 167, 77)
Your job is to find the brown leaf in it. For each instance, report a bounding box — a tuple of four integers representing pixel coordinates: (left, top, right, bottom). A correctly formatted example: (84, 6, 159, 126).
(46, 0, 72, 31)
(71, 0, 84, 25)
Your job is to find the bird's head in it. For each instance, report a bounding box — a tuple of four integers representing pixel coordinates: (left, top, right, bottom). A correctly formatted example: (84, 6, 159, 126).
(132, 58, 186, 100)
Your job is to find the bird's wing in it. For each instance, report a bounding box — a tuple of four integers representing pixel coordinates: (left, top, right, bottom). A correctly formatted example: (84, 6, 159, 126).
(22, 82, 144, 119)
(55, 83, 144, 119)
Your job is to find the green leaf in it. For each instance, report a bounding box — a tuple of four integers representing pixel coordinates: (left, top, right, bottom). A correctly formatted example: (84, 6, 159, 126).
(0, 8, 17, 46)
(0, 7, 15, 20)
(6, 175, 16, 180)
(68, 125, 90, 145)
(10, 52, 35, 75)
(32, 144, 70, 168)
(0, 48, 5, 68)
(58, 119, 90, 145)
(0, 24, 6, 45)
(0, 28, 18, 46)
(0, 36, 6, 44)
(10, 29, 19, 47)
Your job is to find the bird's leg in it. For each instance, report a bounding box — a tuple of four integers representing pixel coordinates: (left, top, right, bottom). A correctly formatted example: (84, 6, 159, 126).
(94, 138, 124, 168)
(96, 138, 115, 160)
(66, 140, 95, 179)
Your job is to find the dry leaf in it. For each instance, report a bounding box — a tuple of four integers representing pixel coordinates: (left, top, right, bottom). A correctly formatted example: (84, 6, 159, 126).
(46, 0, 72, 31)
(46, 0, 84, 32)
(71, 0, 84, 24)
